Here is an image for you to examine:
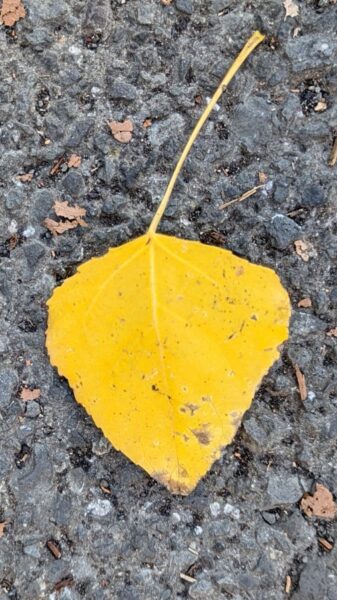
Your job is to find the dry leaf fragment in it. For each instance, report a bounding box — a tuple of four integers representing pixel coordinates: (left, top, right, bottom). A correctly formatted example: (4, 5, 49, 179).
(219, 184, 264, 210)
(258, 171, 267, 184)
(50, 157, 66, 176)
(0, 522, 8, 538)
(285, 575, 292, 594)
(314, 100, 327, 112)
(294, 364, 307, 401)
(297, 298, 312, 308)
(54, 577, 74, 592)
(327, 327, 337, 337)
(283, 0, 299, 19)
(143, 118, 152, 129)
(44, 218, 79, 236)
(20, 387, 41, 401)
(108, 120, 133, 144)
(17, 172, 33, 182)
(54, 200, 86, 221)
(44, 201, 87, 235)
(294, 240, 315, 262)
(180, 573, 196, 584)
(46, 32, 289, 495)
(318, 537, 334, 552)
(161, 0, 172, 5)
(0, 0, 25, 26)
(300, 483, 337, 519)
(328, 138, 337, 167)
(46, 539, 62, 559)
(67, 154, 81, 168)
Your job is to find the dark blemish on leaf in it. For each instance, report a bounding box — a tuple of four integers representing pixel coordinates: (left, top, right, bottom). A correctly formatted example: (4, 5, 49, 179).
(151, 471, 190, 496)
(230, 411, 242, 429)
(183, 403, 200, 416)
(201, 396, 211, 402)
(192, 426, 211, 445)
(251, 314, 257, 320)
(152, 384, 159, 391)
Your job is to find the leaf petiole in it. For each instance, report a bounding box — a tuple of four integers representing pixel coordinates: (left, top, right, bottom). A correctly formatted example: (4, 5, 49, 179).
(147, 30, 265, 239)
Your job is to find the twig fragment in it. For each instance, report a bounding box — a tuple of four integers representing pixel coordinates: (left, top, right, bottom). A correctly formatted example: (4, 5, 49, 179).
(294, 363, 307, 401)
(219, 185, 264, 210)
(328, 138, 337, 167)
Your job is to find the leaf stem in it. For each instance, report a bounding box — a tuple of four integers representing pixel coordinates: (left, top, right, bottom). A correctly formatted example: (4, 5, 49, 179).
(147, 30, 265, 238)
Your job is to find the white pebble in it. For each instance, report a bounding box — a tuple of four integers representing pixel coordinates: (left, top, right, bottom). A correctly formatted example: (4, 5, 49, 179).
(23, 225, 35, 238)
(8, 219, 18, 234)
(87, 499, 111, 517)
(209, 501, 221, 517)
(172, 512, 181, 523)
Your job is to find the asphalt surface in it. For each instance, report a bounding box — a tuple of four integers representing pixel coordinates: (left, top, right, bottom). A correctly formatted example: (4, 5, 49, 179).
(0, 0, 337, 598)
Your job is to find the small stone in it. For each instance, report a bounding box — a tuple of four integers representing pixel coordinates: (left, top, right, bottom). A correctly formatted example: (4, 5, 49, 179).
(83, 0, 112, 36)
(137, 6, 155, 24)
(267, 473, 302, 506)
(25, 401, 41, 419)
(32, 189, 55, 220)
(291, 312, 326, 336)
(92, 437, 111, 456)
(172, 512, 181, 524)
(22, 225, 36, 238)
(5, 189, 25, 210)
(296, 559, 327, 600)
(244, 416, 268, 445)
(0, 368, 18, 408)
(62, 171, 85, 197)
(87, 499, 112, 517)
(266, 214, 302, 250)
(23, 543, 41, 559)
(65, 119, 94, 148)
(67, 468, 86, 494)
(189, 579, 214, 599)
(175, 0, 193, 15)
(223, 503, 240, 519)
(261, 511, 277, 525)
(23, 241, 46, 269)
(209, 502, 221, 517)
(300, 184, 326, 207)
(108, 81, 137, 101)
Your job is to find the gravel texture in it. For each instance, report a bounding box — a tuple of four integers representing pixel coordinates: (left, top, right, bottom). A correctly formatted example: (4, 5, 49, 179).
(1, 0, 337, 598)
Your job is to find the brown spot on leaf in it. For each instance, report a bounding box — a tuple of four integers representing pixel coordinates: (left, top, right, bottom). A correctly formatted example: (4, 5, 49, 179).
(230, 411, 242, 429)
(183, 403, 199, 416)
(152, 471, 190, 496)
(192, 426, 211, 445)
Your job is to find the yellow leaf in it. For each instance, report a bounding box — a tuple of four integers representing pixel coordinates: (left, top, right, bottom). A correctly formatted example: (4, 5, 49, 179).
(46, 32, 291, 495)
(47, 232, 289, 494)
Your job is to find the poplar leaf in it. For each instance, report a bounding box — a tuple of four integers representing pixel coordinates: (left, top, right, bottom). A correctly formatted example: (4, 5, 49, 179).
(46, 32, 291, 495)
(47, 233, 290, 494)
